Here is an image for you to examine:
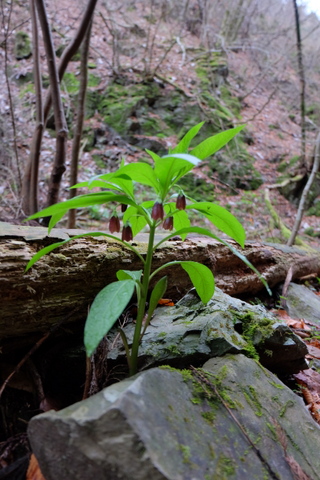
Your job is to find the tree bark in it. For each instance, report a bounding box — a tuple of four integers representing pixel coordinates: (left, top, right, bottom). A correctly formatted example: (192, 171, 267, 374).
(1, 221, 320, 338)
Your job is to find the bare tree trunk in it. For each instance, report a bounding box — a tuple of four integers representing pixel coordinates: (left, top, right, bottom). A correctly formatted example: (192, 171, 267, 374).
(28, 0, 43, 215)
(34, 0, 68, 215)
(68, 20, 93, 228)
(21, 0, 99, 216)
(293, 0, 306, 167)
(287, 131, 320, 246)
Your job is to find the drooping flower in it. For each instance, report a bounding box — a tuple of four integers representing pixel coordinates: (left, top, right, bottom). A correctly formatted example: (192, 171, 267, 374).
(109, 215, 120, 234)
(151, 201, 164, 221)
(121, 204, 128, 213)
(122, 224, 133, 242)
(163, 216, 173, 231)
(176, 193, 186, 210)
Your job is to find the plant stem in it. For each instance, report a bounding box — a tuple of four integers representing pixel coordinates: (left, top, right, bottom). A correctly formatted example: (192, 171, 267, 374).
(129, 223, 156, 376)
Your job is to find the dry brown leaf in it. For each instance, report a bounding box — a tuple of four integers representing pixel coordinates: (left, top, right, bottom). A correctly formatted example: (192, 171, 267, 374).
(271, 309, 311, 330)
(26, 453, 46, 480)
(306, 344, 320, 359)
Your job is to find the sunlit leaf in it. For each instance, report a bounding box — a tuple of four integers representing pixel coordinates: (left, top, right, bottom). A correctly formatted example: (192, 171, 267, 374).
(26, 193, 137, 221)
(154, 155, 199, 195)
(48, 211, 67, 233)
(84, 280, 135, 356)
(172, 122, 205, 154)
(190, 125, 244, 160)
(187, 202, 245, 247)
(118, 163, 160, 192)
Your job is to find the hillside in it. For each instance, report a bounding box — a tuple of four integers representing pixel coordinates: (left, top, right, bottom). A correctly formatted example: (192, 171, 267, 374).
(1, 0, 320, 245)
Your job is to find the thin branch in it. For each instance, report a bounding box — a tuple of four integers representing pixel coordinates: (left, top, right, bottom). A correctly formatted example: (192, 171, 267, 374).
(29, 0, 43, 214)
(34, 0, 68, 211)
(68, 19, 93, 228)
(287, 131, 320, 246)
(2, 0, 22, 190)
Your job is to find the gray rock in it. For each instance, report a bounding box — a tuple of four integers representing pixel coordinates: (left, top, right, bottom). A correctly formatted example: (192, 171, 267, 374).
(28, 355, 320, 479)
(285, 282, 320, 325)
(108, 288, 307, 373)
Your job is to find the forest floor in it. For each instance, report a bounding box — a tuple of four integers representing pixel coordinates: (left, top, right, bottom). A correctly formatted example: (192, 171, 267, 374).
(1, 0, 320, 250)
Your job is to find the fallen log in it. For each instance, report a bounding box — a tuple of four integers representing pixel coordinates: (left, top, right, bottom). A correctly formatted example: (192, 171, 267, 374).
(1, 221, 320, 339)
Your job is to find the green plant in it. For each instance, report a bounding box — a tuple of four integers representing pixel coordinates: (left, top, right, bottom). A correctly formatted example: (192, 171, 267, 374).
(26, 122, 269, 376)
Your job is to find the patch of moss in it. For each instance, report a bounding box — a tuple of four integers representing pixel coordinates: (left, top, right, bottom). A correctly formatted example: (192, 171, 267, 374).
(15, 31, 32, 60)
(213, 454, 236, 478)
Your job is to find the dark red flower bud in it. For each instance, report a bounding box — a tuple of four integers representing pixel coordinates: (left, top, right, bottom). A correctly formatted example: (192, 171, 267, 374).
(151, 201, 164, 221)
(109, 215, 120, 234)
(176, 193, 186, 210)
(121, 204, 128, 213)
(122, 224, 133, 242)
(163, 216, 173, 231)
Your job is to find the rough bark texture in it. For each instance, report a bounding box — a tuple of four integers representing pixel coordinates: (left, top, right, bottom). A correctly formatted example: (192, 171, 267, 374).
(1, 221, 320, 338)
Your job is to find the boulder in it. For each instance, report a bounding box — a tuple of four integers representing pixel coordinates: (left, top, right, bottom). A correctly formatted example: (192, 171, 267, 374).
(108, 288, 307, 373)
(285, 282, 320, 325)
(28, 354, 320, 480)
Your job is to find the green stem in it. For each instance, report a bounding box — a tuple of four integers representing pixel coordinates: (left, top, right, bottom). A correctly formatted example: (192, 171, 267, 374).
(129, 222, 156, 376)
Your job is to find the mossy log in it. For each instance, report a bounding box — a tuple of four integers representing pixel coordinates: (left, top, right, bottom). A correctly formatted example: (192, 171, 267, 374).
(1, 221, 320, 339)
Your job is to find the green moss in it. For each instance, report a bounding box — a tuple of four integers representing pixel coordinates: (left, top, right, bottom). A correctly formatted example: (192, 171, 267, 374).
(242, 385, 263, 417)
(202, 410, 216, 424)
(15, 31, 32, 60)
(279, 400, 295, 417)
(179, 444, 192, 464)
(213, 454, 236, 478)
(266, 422, 277, 441)
(268, 381, 284, 389)
(231, 310, 274, 360)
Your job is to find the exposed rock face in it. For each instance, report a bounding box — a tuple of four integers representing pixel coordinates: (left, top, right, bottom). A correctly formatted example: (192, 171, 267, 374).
(28, 355, 320, 480)
(108, 288, 307, 374)
(285, 282, 320, 325)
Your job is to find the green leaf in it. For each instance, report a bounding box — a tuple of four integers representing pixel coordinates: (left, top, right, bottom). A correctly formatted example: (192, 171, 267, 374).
(146, 149, 161, 163)
(123, 202, 151, 236)
(154, 155, 199, 196)
(172, 122, 205, 154)
(187, 202, 245, 247)
(148, 276, 168, 317)
(173, 210, 190, 240)
(84, 280, 135, 356)
(180, 261, 214, 303)
(117, 270, 142, 282)
(118, 163, 160, 192)
(190, 125, 244, 160)
(48, 211, 66, 233)
(26, 193, 137, 221)
(25, 239, 68, 271)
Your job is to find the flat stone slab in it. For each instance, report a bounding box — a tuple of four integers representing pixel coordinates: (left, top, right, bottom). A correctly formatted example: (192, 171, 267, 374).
(28, 355, 320, 480)
(285, 282, 320, 325)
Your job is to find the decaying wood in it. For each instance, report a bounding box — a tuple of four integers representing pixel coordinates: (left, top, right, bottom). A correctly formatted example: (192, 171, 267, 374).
(1, 221, 320, 338)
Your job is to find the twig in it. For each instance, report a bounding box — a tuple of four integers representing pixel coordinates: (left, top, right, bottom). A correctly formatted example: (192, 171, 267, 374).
(287, 131, 320, 246)
(281, 265, 293, 308)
